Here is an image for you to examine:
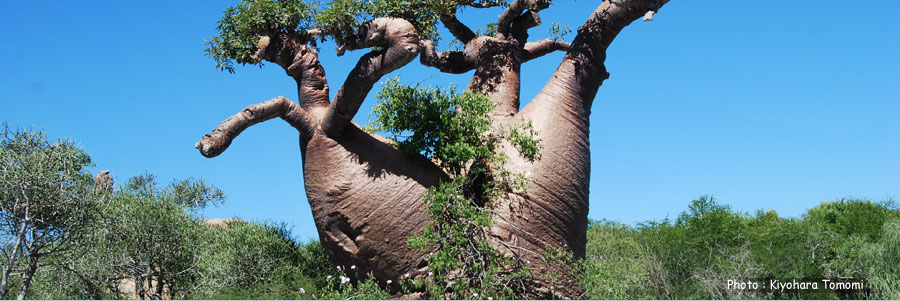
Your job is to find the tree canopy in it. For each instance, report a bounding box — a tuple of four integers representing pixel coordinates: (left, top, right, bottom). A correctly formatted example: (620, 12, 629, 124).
(205, 0, 542, 72)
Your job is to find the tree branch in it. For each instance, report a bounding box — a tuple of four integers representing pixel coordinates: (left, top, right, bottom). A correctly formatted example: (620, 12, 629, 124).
(529, 0, 669, 110)
(497, 0, 549, 39)
(522, 39, 570, 62)
(253, 32, 330, 108)
(195, 96, 311, 158)
(440, 13, 476, 44)
(509, 10, 542, 43)
(419, 40, 475, 74)
(321, 18, 421, 137)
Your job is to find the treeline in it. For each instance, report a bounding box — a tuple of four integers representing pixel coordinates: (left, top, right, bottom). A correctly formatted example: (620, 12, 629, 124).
(581, 196, 900, 300)
(5, 125, 899, 300)
(20, 174, 333, 300)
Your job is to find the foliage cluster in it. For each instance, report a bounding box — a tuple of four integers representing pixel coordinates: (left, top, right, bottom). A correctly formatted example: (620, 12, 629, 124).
(205, 0, 511, 72)
(581, 196, 900, 300)
(372, 79, 542, 299)
(548, 22, 571, 41)
(205, 0, 315, 72)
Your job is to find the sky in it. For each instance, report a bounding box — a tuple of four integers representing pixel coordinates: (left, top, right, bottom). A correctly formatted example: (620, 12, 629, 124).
(2, 1, 898, 241)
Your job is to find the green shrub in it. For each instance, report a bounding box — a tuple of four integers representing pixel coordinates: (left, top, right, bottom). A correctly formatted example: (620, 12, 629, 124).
(582, 196, 899, 300)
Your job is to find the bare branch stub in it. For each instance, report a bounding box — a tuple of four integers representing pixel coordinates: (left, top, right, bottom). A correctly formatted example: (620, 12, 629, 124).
(195, 96, 310, 158)
(522, 39, 570, 62)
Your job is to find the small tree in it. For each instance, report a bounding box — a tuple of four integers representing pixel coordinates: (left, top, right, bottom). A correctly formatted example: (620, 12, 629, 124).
(0, 125, 99, 300)
(103, 173, 224, 299)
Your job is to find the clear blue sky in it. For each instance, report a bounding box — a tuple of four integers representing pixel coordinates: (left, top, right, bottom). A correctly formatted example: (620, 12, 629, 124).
(2, 1, 898, 241)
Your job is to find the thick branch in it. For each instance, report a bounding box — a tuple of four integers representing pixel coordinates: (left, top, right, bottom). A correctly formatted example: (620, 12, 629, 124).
(440, 13, 476, 44)
(253, 33, 330, 108)
(195, 96, 311, 158)
(530, 0, 669, 110)
(522, 39, 570, 62)
(419, 40, 475, 74)
(497, 0, 549, 39)
(509, 10, 542, 43)
(321, 18, 421, 137)
(465, 37, 521, 118)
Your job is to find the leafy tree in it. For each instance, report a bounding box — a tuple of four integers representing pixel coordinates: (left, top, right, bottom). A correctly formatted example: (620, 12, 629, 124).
(99, 173, 224, 299)
(0, 125, 100, 300)
(196, 0, 672, 297)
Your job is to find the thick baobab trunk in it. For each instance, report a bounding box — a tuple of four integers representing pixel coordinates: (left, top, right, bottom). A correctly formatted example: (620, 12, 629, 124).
(197, 1, 670, 298)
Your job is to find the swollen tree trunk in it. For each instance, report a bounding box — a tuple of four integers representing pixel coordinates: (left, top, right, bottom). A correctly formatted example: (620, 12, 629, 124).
(197, 1, 670, 298)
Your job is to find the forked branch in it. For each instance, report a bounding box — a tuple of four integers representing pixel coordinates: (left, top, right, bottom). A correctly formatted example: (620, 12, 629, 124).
(497, 0, 550, 39)
(420, 40, 476, 74)
(321, 18, 421, 137)
(195, 97, 311, 158)
(253, 33, 330, 108)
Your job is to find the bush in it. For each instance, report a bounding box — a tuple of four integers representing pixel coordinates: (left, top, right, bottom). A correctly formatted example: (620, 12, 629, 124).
(582, 196, 900, 300)
(193, 222, 330, 299)
(581, 220, 654, 299)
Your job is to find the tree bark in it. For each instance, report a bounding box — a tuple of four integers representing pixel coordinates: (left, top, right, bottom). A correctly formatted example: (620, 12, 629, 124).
(15, 254, 38, 300)
(197, 2, 671, 298)
(0, 223, 27, 298)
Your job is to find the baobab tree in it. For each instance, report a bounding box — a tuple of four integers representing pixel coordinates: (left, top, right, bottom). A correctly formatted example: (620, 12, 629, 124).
(197, 0, 670, 298)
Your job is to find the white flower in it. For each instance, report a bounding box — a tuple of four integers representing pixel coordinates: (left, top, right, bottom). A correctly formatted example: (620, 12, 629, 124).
(488, 297, 493, 300)
(404, 273, 410, 278)
(429, 252, 434, 256)
(326, 275, 333, 281)
(299, 288, 306, 294)
(341, 276, 350, 284)
(337, 265, 342, 271)
(386, 280, 393, 285)
(350, 265, 357, 270)
(428, 271, 433, 276)
(473, 293, 479, 297)
(526, 260, 531, 265)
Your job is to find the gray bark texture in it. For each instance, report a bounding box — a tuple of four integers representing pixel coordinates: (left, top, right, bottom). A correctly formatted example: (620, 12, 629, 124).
(197, 1, 670, 298)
